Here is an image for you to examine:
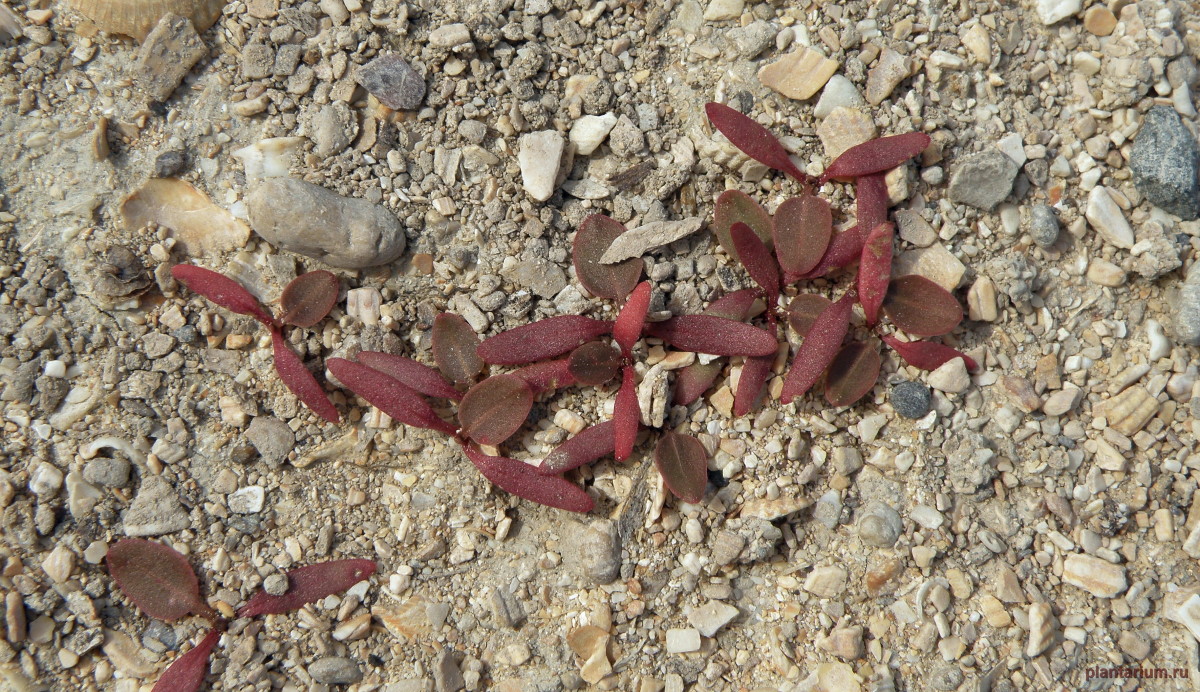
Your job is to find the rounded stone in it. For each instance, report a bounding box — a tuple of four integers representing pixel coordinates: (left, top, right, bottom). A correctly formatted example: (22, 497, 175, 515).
(1028, 204, 1060, 248)
(83, 457, 132, 488)
(857, 502, 903, 548)
(891, 381, 932, 419)
(571, 520, 621, 585)
(308, 657, 363, 685)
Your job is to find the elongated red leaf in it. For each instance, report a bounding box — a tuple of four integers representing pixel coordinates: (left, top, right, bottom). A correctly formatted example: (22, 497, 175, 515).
(513, 359, 577, 394)
(883, 335, 978, 372)
(107, 539, 217, 623)
(573, 214, 644, 302)
(433, 313, 483, 386)
(672, 361, 724, 406)
(567, 342, 620, 386)
(734, 353, 774, 417)
(356, 351, 462, 401)
(614, 281, 651, 356)
(538, 421, 617, 475)
(858, 222, 894, 325)
(731, 222, 779, 306)
(645, 315, 776, 357)
(780, 291, 854, 403)
(654, 432, 708, 503)
(464, 445, 594, 513)
(614, 366, 639, 462)
(705, 102, 808, 181)
(279, 271, 339, 328)
(882, 275, 963, 337)
(799, 224, 869, 279)
(713, 190, 773, 265)
(825, 340, 882, 407)
(458, 374, 534, 445)
(327, 357, 455, 434)
(477, 316, 614, 365)
(703, 288, 759, 321)
(237, 559, 376, 618)
(786, 294, 833, 337)
(271, 329, 339, 424)
(774, 194, 832, 281)
(171, 264, 273, 325)
(856, 172, 889, 233)
(821, 131, 931, 182)
(153, 628, 220, 692)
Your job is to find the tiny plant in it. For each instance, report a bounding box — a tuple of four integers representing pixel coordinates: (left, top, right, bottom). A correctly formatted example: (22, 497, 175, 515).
(106, 538, 374, 692)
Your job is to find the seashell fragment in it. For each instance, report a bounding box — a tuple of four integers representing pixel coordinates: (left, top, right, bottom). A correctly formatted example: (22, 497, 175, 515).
(231, 137, 304, 184)
(1092, 384, 1159, 436)
(69, 0, 227, 40)
(122, 177, 250, 254)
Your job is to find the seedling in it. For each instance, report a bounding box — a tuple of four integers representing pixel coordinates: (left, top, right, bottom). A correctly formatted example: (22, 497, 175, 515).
(106, 538, 374, 692)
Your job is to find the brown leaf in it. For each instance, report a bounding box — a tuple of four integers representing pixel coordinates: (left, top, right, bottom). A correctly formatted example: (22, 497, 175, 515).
(713, 190, 772, 265)
(106, 539, 217, 623)
(672, 361, 724, 406)
(825, 340, 882, 407)
(458, 374, 534, 445)
(238, 560, 376, 617)
(703, 288, 759, 321)
(538, 421, 617, 475)
(820, 131, 931, 182)
(654, 432, 708, 503)
(567, 342, 621, 386)
(645, 315, 776, 357)
(857, 222, 894, 325)
(356, 351, 462, 401)
(171, 264, 273, 325)
(774, 194, 831, 282)
(513, 359, 577, 394)
(705, 102, 809, 181)
(613, 281, 651, 356)
(432, 313, 483, 386)
(731, 222, 779, 305)
(271, 329, 339, 423)
(326, 357, 455, 434)
(614, 366, 639, 462)
(152, 628, 221, 692)
(279, 271, 339, 327)
(573, 214, 644, 302)
(464, 445, 594, 513)
(734, 353, 774, 417)
(882, 275, 963, 337)
(786, 294, 833, 337)
(477, 316, 614, 365)
(882, 335, 978, 371)
(780, 291, 854, 403)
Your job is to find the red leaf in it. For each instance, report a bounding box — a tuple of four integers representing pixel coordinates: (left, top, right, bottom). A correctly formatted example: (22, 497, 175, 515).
(774, 194, 832, 281)
(821, 131, 931, 182)
(271, 329, 339, 424)
(106, 539, 217, 623)
(882, 275, 963, 337)
(714, 190, 773, 265)
(654, 432, 708, 503)
(883, 335, 978, 371)
(613, 366, 639, 462)
(857, 222, 894, 325)
(672, 361, 724, 406)
(703, 288, 759, 321)
(825, 340, 882, 407)
(513, 359, 577, 394)
(432, 313, 483, 386)
(464, 445, 594, 513)
(567, 342, 620, 386)
(573, 214, 644, 302)
(278, 271, 339, 328)
(705, 102, 808, 181)
(457, 374, 534, 445)
(614, 281, 651, 356)
(799, 224, 869, 279)
(153, 628, 220, 692)
(786, 294, 833, 337)
(731, 222, 779, 306)
(538, 421, 617, 475)
(856, 172, 889, 233)
(477, 316, 614, 365)
(356, 351, 462, 401)
(171, 264, 273, 325)
(780, 291, 854, 403)
(237, 559, 376, 618)
(645, 315, 776, 357)
(734, 353, 774, 417)
(327, 357, 456, 434)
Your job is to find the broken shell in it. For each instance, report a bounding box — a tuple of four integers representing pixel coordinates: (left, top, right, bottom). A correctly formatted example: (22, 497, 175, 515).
(1026, 602, 1056, 657)
(1093, 385, 1159, 436)
(69, 0, 227, 40)
(231, 137, 304, 184)
(122, 178, 250, 255)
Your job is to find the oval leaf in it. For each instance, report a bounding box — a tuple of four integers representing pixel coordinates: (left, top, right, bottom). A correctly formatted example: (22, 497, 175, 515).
(703, 288, 759, 321)
(477, 316, 614, 365)
(774, 194, 832, 281)
(356, 351, 462, 401)
(825, 340, 882, 407)
(271, 329, 339, 424)
(821, 131, 932, 182)
(799, 224, 869, 279)
(654, 432, 708, 503)
(153, 628, 221, 692)
(513, 359, 577, 394)
(855, 172, 889, 233)
(107, 539, 217, 623)
(614, 281, 651, 356)
(713, 190, 772, 265)
(705, 102, 808, 181)
(573, 214, 644, 302)
(327, 357, 456, 434)
(464, 445, 594, 513)
(672, 361, 724, 406)
(645, 315, 776, 357)
(433, 313, 483, 386)
(734, 353, 774, 417)
(882, 275, 963, 337)
(780, 291, 854, 404)
(731, 222, 779, 305)
(786, 294, 833, 337)
(538, 421, 617, 475)
(171, 264, 273, 325)
(237, 559, 376, 618)
(882, 335, 978, 372)
(567, 342, 620, 386)
(458, 374, 534, 445)
(858, 222, 894, 325)
(614, 366, 639, 462)
(279, 271, 339, 328)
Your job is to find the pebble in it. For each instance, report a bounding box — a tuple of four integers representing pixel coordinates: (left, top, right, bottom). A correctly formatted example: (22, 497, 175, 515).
(83, 456, 131, 487)
(1086, 258, 1126, 287)
(1026, 603, 1056, 657)
(134, 13, 206, 102)
(241, 42, 275, 80)
(967, 276, 999, 321)
(928, 358, 970, 394)
(817, 107, 877, 161)
(28, 462, 63, 496)
(894, 209, 937, 247)
(599, 218, 704, 263)
(41, 544, 74, 583)
(1145, 319, 1171, 360)
(961, 24, 991, 65)
(817, 626, 864, 660)
(804, 565, 848, 598)
(1083, 6, 1117, 35)
(1036, 0, 1080, 25)
(996, 133, 1026, 167)
(1130, 106, 1200, 220)
(1028, 204, 1060, 248)
(1062, 554, 1127, 598)
(856, 502, 902, 548)
(814, 75, 865, 119)
(1042, 386, 1081, 416)
(664, 628, 701, 653)
(947, 150, 1019, 210)
(865, 48, 909, 105)
(355, 54, 426, 110)
(892, 243, 966, 291)
(569, 113, 616, 156)
(1084, 186, 1135, 249)
(228, 486, 265, 514)
(686, 601, 739, 637)
(503, 259, 566, 298)
(1175, 265, 1200, 345)
(309, 656, 363, 685)
(518, 130, 564, 202)
(309, 102, 357, 158)
(728, 20, 775, 59)
(247, 178, 407, 268)
(702, 0, 743, 22)
(245, 416, 295, 469)
(428, 23, 470, 48)
(123, 475, 190, 536)
(571, 520, 620, 585)
(891, 382, 932, 419)
(758, 47, 838, 100)
(607, 115, 645, 157)
(434, 649, 464, 691)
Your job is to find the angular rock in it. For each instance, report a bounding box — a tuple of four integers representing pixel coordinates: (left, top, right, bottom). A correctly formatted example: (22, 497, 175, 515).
(1084, 186, 1135, 249)
(599, 217, 704, 263)
(123, 476, 189, 536)
(309, 657, 363, 685)
(703, 0, 743, 21)
(503, 258, 566, 298)
(245, 416, 295, 468)
(355, 54, 426, 110)
(758, 47, 838, 101)
(518, 130, 564, 202)
(309, 102, 357, 158)
(569, 520, 621, 585)
(569, 113, 617, 156)
(1062, 554, 1127, 598)
(248, 178, 406, 268)
(817, 106, 877, 161)
(947, 150, 1018, 210)
(865, 49, 909, 105)
(686, 601, 739, 637)
(1028, 204, 1060, 248)
(892, 243, 966, 291)
(804, 565, 848, 598)
(1130, 106, 1200, 220)
(1036, 0, 1081, 25)
(1176, 265, 1200, 345)
(814, 75, 865, 119)
(134, 14, 207, 102)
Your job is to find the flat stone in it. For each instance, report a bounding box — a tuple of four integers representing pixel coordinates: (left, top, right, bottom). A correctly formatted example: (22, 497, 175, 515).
(1087, 258, 1126, 287)
(686, 601, 739, 637)
(892, 243, 966, 291)
(245, 416, 294, 469)
(1084, 186, 1135, 249)
(429, 23, 470, 48)
(434, 648, 465, 692)
(702, 0, 743, 21)
(599, 218, 705, 263)
(1042, 386, 1081, 416)
(518, 130, 564, 202)
(814, 75, 865, 119)
(928, 358, 970, 394)
(607, 114, 645, 157)
(947, 150, 1019, 210)
(1130, 106, 1200, 220)
(242, 42, 274, 80)
(309, 657, 363, 684)
(123, 476, 189, 536)
(134, 14, 206, 102)
(997, 133, 1026, 167)
(865, 48, 909, 105)
(308, 102, 357, 158)
(1062, 554, 1127, 598)
(355, 54, 426, 110)
(804, 565, 848, 598)
(1083, 5, 1117, 35)
(1036, 0, 1081, 25)
(758, 47, 839, 101)
(228, 486, 265, 514)
(817, 107, 877, 161)
(569, 113, 617, 156)
(1175, 265, 1200, 345)
(503, 258, 566, 298)
(568, 520, 621, 585)
(247, 178, 406, 268)
(967, 276, 998, 321)
(665, 628, 701, 653)
(894, 209, 936, 247)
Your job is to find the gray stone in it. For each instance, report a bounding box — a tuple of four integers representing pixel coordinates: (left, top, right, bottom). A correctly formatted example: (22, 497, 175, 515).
(434, 648, 465, 692)
(248, 178, 406, 268)
(728, 20, 775, 59)
(1028, 204, 1060, 248)
(599, 218, 705, 263)
(309, 657, 363, 685)
(1175, 265, 1200, 345)
(82, 457, 131, 488)
(607, 114, 645, 157)
(242, 42, 275, 80)
(504, 259, 566, 298)
(309, 102, 357, 158)
(570, 520, 621, 585)
(857, 502, 902, 547)
(814, 75, 866, 119)
(947, 150, 1019, 210)
(1131, 106, 1200, 220)
(891, 381, 931, 419)
(123, 476, 190, 536)
(135, 14, 206, 102)
(355, 54, 426, 110)
(153, 150, 187, 178)
(245, 416, 294, 468)
(458, 119, 487, 144)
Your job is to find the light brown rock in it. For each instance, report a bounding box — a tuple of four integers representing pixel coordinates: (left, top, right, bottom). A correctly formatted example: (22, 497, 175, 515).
(865, 49, 909, 105)
(817, 107, 877, 160)
(1062, 554, 1127, 598)
(1084, 6, 1117, 35)
(758, 47, 839, 100)
(134, 13, 207, 102)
